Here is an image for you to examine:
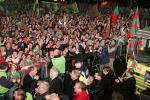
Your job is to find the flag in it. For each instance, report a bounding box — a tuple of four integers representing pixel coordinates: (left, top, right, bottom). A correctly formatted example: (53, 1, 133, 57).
(130, 7, 140, 35)
(20, 23, 26, 30)
(96, 4, 102, 17)
(106, 18, 111, 34)
(97, 2, 110, 17)
(16, 21, 26, 30)
(127, 39, 135, 57)
(32, 0, 39, 17)
(53, 3, 59, 12)
(110, 6, 119, 24)
(67, 2, 79, 13)
(16, 21, 22, 28)
(129, 9, 134, 18)
(49, 2, 60, 14)
(96, 4, 103, 17)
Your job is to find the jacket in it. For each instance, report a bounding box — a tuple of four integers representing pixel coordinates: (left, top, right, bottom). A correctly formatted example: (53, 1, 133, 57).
(97, 45, 109, 65)
(73, 91, 90, 100)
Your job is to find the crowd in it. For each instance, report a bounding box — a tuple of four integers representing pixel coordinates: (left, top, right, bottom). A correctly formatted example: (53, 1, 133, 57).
(0, 7, 139, 100)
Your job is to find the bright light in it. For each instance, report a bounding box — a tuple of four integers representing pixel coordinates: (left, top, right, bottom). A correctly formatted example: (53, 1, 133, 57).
(140, 47, 144, 51)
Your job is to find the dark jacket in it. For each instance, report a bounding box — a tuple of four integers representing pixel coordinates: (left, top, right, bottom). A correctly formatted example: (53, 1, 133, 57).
(90, 80, 104, 100)
(114, 76, 136, 100)
(113, 56, 127, 77)
(64, 74, 78, 100)
(0, 76, 14, 94)
(22, 74, 37, 94)
(45, 76, 63, 94)
(97, 45, 109, 65)
(35, 91, 49, 100)
(102, 74, 113, 100)
(65, 51, 75, 73)
(121, 76, 136, 99)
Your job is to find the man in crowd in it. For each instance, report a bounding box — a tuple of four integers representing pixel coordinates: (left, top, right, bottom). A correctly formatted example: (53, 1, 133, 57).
(73, 81, 90, 100)
(0, 62, 14, 99)
(35, 81, 50, 100)
(22, 67, 39, 95)
(64, 69, 80, 100)
(51, 49, 66, 75)
(46, 67, 63, 94)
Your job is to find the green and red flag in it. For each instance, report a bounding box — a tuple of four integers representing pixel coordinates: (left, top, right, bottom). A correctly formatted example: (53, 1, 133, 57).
(16, 21, 26, 30)
(97, 1, 110, 17)
(110, 6, 119, 24)
(130, 7, 140, 35)
(16, 21, 22, 28)
(53, 3, 60, 13)
(129, 9, 134, 18)
(67, 2, 79, 13)
(32, 0, 39, 17)
(96, 4, 102, 17)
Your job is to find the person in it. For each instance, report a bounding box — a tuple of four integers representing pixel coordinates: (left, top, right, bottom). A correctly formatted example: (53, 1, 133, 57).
(7, 64, 20, 85)
(5, 42, 13, 57)
(45, 93, 60, 100)
(115, 68, 136, 100)
(45, 67, 62, 94)
(13, 88, 26, 100)
(113, 39, 127, 77)
(51, 49, 66, 74)
(87, 75, 94, 100)
(0, 62, 8, 78)
(34, 81, 49, 100)
(6, 50, 20, 64)
(90, 71, 104, 100)
(0, 51, 5, 64)
(75, 59, 89, 85)
(59, 43, 75, 73)
(108, 39, 118, 69)
(64, 69, 80, 100)
(73, 81, 90, 100)
(102, 67, 114, 100)
(0, 62, 14, 97)
(22, 67, 39, 94)
(18, 38, 27, 51)
(97, 39, 109, 70)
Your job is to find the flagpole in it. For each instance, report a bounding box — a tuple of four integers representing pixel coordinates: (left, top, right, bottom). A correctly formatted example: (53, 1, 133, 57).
(37, 0, 40, 17)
